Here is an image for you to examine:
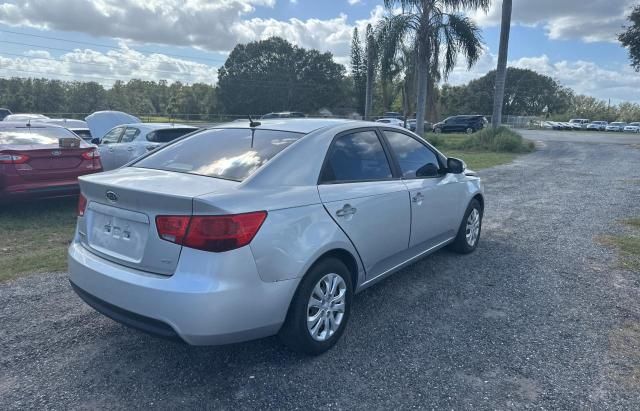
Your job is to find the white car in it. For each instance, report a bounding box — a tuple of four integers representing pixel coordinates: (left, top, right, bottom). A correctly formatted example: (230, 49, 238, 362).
(3, 113, 50, 122)
(623, 122, 640, 133)
(569, 119, 590, 129)
(95, 123, 198, 171)
(376, 118, 406, 128)
(606, 122, 627, 132)
(587, 121, 608, 131)
(43, 118, 93, 141)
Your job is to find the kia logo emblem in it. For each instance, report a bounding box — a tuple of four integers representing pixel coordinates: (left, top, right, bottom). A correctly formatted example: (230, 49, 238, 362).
(105, 191, 119, 202)
(51, 150, 61, 156)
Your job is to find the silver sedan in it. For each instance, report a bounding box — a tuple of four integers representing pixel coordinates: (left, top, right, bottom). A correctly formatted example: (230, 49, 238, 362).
(68, 119, 484, 355)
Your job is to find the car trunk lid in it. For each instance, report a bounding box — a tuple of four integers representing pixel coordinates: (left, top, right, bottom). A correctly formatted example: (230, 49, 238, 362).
(3, 144, 99, 181)
(78, 167, 239, 275)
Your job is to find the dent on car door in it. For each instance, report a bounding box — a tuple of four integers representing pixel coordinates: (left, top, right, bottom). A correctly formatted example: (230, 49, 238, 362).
(383, 130, 466, 250)
(317, 129, 411, 279)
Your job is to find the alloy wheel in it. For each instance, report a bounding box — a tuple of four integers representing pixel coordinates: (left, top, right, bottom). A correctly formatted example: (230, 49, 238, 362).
(465, 208, 481, 247)
(307, 273, 347, 342)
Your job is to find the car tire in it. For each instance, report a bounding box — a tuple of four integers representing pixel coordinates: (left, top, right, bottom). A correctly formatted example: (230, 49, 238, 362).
(434, 127, 442, 134)
(465, 127, 474, 134)
(449, 199, 483, 254)
(279, 258, 353, 355)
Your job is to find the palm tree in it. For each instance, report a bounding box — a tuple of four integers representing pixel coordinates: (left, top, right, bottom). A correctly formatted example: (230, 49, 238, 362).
(364, 24, 378, 120)
(492, 0, 513, 128)
(380, 0, 488, 136)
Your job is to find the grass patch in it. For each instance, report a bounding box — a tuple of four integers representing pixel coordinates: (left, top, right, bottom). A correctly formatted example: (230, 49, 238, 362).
(423, 126, 534, 169)
(0, 198, 77, 282)
(599, 218, 640, 272)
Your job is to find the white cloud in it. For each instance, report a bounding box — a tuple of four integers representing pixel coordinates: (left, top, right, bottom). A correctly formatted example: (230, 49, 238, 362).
(0, 45, 219, 87)
(472, 0, 637, 43)
(446, 50, 640, 104)
(348, 0, 362, 5)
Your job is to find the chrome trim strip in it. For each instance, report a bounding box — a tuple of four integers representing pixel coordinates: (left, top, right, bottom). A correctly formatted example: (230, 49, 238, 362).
(359, 237, 454, 288)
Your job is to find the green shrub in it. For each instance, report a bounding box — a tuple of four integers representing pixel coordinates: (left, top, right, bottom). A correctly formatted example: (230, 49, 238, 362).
(461, 126, 532, 153)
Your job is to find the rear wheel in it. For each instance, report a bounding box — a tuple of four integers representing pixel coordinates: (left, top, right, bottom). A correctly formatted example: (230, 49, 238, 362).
(279, 258, 353, 355)
(466, 127, 474, 134)
(434, 127, 442, 134)
(450, 199, 483, 254)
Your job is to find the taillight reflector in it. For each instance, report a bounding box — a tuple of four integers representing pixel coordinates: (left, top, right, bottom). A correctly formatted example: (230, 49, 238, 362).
(81, 149, 100, 160)
(0, 152, 29, 164)
(155, 211, 267, 253)
(77, 194, 87, 217)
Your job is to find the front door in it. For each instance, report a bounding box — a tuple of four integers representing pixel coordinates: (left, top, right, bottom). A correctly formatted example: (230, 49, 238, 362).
(317, 129, 411, 277)
(382, 129, 467, 249)
(113, 127, 141, 168)
(97, 126, 125, 171)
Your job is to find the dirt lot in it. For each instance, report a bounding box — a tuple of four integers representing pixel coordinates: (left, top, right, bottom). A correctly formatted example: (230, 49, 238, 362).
(1, 131, 639, 409)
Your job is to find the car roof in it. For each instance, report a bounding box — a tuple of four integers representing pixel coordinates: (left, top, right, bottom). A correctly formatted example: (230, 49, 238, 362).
(119, 123, 198, 131)
(213, 118, 356, 134)
(0, 121, 65, 129)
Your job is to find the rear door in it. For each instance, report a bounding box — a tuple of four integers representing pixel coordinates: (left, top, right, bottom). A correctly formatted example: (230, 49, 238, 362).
(97, 126, 124, 170)
(382, 129, 466, 249)
(317, 129, 410, 278)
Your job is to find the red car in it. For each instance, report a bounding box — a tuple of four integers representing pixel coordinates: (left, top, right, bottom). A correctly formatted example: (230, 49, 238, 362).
(0, 122, 102, 201)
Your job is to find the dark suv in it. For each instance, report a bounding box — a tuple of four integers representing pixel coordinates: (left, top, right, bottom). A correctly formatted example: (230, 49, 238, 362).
(433, 115, 488, 134)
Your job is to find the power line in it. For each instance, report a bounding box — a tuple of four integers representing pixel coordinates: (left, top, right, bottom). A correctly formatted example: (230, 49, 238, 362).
(0, 28, 226, 63)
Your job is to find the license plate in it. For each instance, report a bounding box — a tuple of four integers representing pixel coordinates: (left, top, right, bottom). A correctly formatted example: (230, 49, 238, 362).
(87, 209, 149, 262)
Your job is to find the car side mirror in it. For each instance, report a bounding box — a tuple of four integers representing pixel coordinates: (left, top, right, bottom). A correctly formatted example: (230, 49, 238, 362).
(91, 138, 101, 145)
(416, 163, 439, 178)
(447, 157, 466, 174)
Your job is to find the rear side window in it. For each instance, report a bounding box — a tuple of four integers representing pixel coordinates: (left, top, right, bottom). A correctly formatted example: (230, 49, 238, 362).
(0, 127, 77, 145)
(384, 131, 440, 178)
(134, 128, 303, 181)
(146, 128, 196, 143)
(321, 130, 392, 183)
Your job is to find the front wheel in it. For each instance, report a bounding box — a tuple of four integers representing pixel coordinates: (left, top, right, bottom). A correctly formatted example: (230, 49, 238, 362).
(465, 127, 474, 134)
(434, 127, 442, 134)
(279, 258, 353, 355)
(449, 199, 483, 254)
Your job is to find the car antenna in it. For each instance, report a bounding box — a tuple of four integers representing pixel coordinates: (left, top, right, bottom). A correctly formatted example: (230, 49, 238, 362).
(248, 115, 261, 128)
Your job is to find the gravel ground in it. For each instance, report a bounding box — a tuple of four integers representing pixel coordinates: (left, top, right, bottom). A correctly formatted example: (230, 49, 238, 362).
(1, 136, 640, 409)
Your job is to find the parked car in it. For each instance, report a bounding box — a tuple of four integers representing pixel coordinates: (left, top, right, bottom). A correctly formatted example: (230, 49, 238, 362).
(94, 123, 198, 171)
(407, 119, 433, 132)
(433, 115, 488, 134)
(606, 122, 627, 132)
(261, 111, 306, 119)
(0, 108, 12, 120)
(383, 111, 403, 119)
(569, 119, 590, 129)
(3, 113, 50, 122)
(69, 119, 484, 354)
(0, 122, 101, 201)
(375, 118, 405, 127)
(623, 122, 640, 133)
(587, 121, 608, 131)
(43, 119, 93, 141)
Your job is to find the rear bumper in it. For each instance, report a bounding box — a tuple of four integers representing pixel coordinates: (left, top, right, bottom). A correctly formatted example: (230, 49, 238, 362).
(0, 181, 79, 201)
(68, 241, 299, 345)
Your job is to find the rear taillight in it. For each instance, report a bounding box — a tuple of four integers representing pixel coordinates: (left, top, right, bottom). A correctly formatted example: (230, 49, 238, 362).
(156, 211, 267, 252)
(81, 149, 100, 160)
(77, 194, 87, 217)
(0, 152, 29, 164)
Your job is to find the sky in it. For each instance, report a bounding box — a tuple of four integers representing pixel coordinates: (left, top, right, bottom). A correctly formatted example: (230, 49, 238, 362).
(0, 0, 638, 103)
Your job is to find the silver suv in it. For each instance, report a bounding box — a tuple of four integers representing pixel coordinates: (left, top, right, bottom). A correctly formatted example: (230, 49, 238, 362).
(69, 119, 484, 354)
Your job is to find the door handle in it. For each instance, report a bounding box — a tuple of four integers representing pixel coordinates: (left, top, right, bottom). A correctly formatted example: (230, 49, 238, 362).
(336, 204, 357, 218)
(412, 192, 424, 204)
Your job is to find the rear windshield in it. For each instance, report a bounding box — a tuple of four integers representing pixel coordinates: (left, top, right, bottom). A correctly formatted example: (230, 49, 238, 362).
(134, 128, 304, 181)
(146, 128, 197, 143)
(0, 127, 77, 145)
(73, 129, 93, 139)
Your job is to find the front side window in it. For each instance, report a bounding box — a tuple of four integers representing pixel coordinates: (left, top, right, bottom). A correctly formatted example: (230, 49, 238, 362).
(321, 130, 392, 183)
(134, 128, 303, 181)
(384, 130, 440, 178)
(102, 126, 124, 144)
